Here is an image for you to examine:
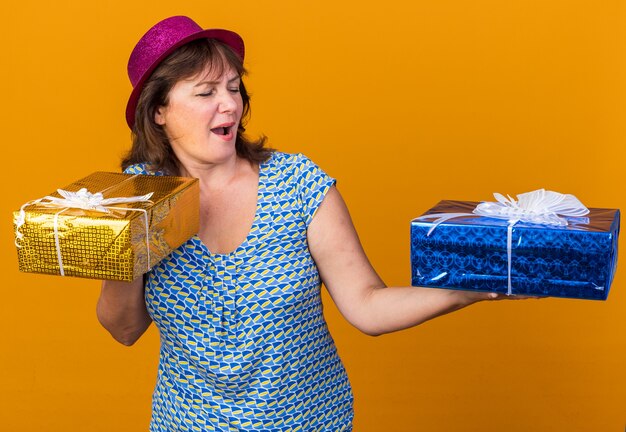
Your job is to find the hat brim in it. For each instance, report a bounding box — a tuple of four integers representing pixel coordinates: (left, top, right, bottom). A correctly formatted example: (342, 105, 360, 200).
(125, 28, 245, 129)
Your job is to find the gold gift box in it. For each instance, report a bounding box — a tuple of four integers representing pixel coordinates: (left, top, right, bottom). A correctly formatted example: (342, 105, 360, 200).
(14, 172, 199, 281)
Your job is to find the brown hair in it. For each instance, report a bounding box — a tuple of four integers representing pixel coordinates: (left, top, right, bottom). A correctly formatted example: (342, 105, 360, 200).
(122, 38, 272, 175)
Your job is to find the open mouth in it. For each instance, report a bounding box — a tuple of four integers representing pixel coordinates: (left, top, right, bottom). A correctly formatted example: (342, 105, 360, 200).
(211, 125, 233, 136)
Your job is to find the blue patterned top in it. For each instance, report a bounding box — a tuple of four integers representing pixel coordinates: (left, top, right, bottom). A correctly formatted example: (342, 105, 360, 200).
(125, 152, 354, 431)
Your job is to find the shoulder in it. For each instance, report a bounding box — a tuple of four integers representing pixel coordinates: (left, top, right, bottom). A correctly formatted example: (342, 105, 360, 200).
(123, 163, 166, 176)
(267, 150, 335, 195)
(264, 151, 326, 175)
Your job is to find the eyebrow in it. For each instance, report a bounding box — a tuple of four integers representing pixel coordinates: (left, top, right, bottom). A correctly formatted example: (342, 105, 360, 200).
(194, 76, 241, 87)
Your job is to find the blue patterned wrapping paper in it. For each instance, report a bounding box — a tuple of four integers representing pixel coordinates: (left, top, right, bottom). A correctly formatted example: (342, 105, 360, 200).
(411, 200, 620, 300)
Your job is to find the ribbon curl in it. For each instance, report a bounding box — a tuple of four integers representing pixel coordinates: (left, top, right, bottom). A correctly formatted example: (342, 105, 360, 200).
(416, 189, 590, 295)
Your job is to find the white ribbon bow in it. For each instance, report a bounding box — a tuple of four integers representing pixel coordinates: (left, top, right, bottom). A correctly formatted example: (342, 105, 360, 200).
(41, 188, 153, 213)
(417, 189, 590, 295)
(473, 189, 589, 225)
(15, 186, 154, 277)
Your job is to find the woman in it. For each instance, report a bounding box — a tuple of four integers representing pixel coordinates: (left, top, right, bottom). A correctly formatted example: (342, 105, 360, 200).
(97, 16, 509, 431)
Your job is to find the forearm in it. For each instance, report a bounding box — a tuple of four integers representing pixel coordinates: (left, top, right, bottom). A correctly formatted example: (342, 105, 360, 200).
(96, 277, 152, 346)
(349, 285, 490, 336)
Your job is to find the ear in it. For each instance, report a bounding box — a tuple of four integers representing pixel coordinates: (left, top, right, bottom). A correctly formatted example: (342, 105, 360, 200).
(154, 106, 166, 126)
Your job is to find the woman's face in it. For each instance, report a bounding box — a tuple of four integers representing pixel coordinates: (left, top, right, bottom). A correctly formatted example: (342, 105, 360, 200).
(155, 64, 243, 168)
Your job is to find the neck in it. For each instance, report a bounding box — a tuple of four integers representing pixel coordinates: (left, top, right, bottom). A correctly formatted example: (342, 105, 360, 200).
(179, 156, 256, 192)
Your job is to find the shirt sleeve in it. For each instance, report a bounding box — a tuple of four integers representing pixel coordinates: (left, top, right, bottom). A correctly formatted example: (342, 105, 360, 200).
(294, 153, 337, 227)
(123, 163, 165, 176)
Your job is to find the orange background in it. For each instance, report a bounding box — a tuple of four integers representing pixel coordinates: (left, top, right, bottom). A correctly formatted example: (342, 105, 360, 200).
(2, 1, 625, 431)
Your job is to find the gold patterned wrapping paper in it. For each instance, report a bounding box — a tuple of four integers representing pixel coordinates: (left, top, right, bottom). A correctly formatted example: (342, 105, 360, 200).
(14, 172, 199, 281)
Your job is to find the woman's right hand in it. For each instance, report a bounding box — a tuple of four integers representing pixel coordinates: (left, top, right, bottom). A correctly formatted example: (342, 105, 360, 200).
(96, 277, 152, 346)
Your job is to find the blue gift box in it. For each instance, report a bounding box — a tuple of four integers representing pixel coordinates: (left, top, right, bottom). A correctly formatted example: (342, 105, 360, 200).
(411, 200, 620, 300)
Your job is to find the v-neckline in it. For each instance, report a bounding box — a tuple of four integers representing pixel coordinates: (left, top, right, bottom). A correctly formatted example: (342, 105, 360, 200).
(194, 154, 271, 258)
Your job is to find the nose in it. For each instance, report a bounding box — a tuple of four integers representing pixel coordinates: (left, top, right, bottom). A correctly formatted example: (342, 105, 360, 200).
(218, 90, 238, 113)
